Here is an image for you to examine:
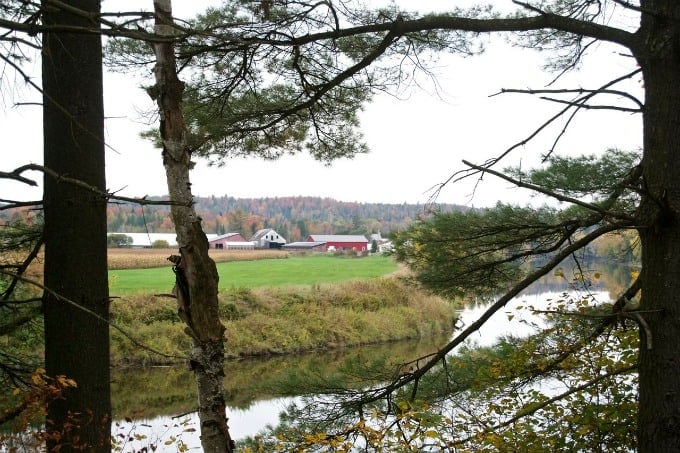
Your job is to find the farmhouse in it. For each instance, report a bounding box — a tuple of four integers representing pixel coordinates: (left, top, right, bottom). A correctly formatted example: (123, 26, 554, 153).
(306, 234, 369, 252)
(208, 233, 253, 250)
(250, 228, 287, 249)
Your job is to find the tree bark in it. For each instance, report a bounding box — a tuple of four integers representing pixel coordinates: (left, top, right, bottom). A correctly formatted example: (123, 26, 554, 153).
(41, 0, 110, 451)
(150, 1, 234, 451)
(635, 2, 680, 449)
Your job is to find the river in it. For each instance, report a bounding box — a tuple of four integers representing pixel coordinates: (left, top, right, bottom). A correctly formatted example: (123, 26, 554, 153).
(113, 263, 634, 451)
(111, 335, 453, 450)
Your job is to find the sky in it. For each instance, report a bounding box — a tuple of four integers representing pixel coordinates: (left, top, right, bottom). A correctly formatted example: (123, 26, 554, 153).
(0, 1, 643, 208)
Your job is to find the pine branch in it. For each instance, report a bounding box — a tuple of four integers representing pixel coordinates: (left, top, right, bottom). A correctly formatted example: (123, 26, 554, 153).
(449, 363, 637, 447)
(358, 222, 621, 405)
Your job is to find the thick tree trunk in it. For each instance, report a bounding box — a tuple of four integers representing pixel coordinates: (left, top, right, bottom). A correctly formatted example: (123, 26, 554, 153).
(41, 0, 110, 451)
(636, 3, 680, 449)
(151, 1, 234, 451)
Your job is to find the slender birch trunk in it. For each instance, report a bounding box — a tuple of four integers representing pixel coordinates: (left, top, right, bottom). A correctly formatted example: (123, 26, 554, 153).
(150, 1, 234, 451)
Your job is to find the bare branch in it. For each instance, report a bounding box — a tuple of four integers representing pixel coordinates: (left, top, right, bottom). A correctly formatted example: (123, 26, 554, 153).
(461, 159, 635, 221)
(609, 0, 657, 16)
(537, 96, 641, 113)
(0, 199, 42, 210)
(0, 169, 38, 186)
(499, 87, 644, 111)
(14, 164, 185, 207)
(429, 68, 642, 202)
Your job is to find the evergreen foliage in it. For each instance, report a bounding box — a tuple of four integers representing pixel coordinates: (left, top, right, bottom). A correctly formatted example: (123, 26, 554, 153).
(250, 153, 643, 451)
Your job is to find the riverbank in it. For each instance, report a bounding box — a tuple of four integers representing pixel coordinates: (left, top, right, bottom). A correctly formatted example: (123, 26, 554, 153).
(110, 278, 457, 367)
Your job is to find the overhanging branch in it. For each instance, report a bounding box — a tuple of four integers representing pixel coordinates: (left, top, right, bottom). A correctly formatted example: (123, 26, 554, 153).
(358, 222, 621, 405)
(461, 160, 635, 221)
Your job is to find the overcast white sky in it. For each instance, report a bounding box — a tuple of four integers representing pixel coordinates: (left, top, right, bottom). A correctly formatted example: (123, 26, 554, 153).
(0, 1, 642, 207)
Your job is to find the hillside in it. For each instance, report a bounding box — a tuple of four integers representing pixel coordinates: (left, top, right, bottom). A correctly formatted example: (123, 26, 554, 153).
(107, 195, 465, 242)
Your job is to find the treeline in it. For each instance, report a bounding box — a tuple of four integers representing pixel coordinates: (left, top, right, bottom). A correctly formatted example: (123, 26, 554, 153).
(106, 195, 465, 242)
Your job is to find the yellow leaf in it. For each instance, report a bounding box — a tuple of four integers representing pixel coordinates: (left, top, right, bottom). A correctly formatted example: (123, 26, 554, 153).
(396, 401, 411, 412)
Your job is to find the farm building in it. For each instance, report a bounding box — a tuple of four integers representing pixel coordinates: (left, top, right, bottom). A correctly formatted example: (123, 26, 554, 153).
(369, 231, 393, 253)
(108, 232, 219, 248)
(208, 233, 254, 250)
(306, 235, 369, 252)
(250, 228, 287, 249)
(282, 241, 326, 251)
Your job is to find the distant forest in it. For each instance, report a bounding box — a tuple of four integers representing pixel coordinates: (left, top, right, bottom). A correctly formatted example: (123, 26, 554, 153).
(106, 195, 465, 242)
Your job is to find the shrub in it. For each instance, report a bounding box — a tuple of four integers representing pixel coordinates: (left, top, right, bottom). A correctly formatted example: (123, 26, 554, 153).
(108, 233, 133, 248)
(151, 240, 170, 249)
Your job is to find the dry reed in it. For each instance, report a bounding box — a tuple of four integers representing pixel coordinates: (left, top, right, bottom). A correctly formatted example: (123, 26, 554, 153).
(107, 248, 289, 270)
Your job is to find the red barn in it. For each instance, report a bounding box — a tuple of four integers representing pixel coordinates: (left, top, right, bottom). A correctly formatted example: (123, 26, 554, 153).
(306, 235, 369, 252)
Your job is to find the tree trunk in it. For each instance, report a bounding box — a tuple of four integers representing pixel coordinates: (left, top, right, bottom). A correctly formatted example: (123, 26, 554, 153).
(636, 3, 680, 449)
(41, 0, 110, 451)
(150, 1, 234, 451)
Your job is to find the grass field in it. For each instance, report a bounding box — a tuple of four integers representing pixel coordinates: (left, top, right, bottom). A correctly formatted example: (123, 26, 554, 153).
(109, 254, 398, 295)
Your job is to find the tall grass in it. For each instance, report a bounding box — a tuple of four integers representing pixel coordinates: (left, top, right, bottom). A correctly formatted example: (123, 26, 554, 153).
(107, 248, 287, 270)
(109, 278, 456, 366)
(8, 250, 454, 369)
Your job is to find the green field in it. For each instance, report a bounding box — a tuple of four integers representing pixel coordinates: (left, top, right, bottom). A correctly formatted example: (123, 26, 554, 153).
(109, 254, 398, 295)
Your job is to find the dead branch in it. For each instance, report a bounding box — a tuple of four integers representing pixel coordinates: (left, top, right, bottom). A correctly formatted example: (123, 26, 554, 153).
(11, 163, 186, 207)
(428, 68, 643, 204)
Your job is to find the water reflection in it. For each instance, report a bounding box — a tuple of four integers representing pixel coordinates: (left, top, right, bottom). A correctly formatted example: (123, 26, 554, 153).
(111, 335, 451, 430)
(459, 260, 636, 347)
(112, 399, 291, 449)
(112, 262, 637, 447)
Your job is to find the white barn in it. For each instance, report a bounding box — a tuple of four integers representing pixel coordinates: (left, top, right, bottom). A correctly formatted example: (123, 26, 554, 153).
(108, 232, 219, 248)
